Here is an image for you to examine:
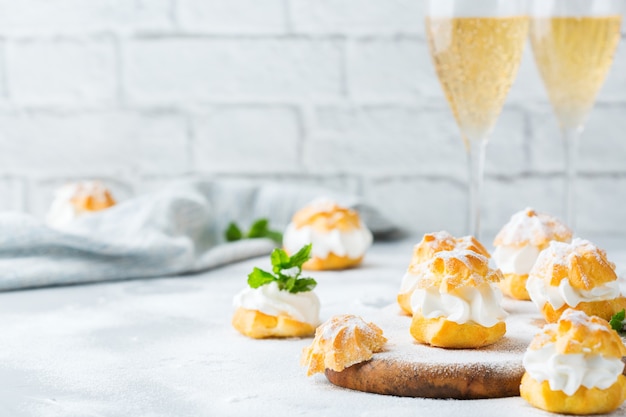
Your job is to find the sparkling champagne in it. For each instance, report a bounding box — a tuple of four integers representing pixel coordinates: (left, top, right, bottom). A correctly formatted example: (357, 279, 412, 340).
(426, 17, 529, 145)
(530, 16, 622, 129)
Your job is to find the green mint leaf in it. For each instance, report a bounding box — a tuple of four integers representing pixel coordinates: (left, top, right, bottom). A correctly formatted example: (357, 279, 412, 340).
(225, 222, 243, 242)
(279, 276, 297, 292)
(226, 218, 282, 244)
(247, 218, 269, 238)
(245, 244, 317, 294)
(289, 277, 317, 293)
(271, 248, 290, 274)
(288, 243, 312, 269)
(247, 267, 276, 289)
(609, 309, 625, 333)
(264, 230, 283, 245)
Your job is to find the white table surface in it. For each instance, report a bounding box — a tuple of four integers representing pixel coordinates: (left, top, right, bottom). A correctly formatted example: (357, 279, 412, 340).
(2, 236, 626, 417)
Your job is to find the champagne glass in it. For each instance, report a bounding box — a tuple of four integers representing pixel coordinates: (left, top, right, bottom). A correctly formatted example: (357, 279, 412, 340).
(426, 0, 529, 238)
(529, 0, 623, 228)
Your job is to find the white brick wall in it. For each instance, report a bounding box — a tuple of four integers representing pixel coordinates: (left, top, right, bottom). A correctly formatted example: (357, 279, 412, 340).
(0, 0, 624, 239)
(290, 0, 423, 34)
(192, 106, 301, 173)
(0, 0, 172, 35)
(125, 38, 344, 103)
(176, 0, 287, 34)
(7, 38, 118, 106)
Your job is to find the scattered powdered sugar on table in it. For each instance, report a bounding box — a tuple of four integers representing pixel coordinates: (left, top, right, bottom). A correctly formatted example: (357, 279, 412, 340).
(2, 241, 626, 417)
(367, 297, 539, 375)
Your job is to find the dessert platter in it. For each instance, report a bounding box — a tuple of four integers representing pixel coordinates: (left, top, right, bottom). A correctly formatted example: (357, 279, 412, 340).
(230, 202, 626, 414)
(322, 299, 538, 399)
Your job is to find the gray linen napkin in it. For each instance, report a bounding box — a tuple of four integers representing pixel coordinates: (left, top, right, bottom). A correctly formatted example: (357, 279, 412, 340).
(0, 180, 396, 291)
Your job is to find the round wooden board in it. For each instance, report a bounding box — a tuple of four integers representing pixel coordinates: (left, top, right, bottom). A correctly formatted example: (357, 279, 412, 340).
(325, 299, 626, 400)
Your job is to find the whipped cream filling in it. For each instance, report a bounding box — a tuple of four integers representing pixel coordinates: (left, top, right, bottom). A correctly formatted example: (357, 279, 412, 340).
(492, 244, 541, 275)
(399, 271, 420, 294)
(523, 343, 624, 396)
(283, 223, 372, 259)
(526, 276, 621, 311)
(233, 281, 320, 325)
(410, 282, 507, 327)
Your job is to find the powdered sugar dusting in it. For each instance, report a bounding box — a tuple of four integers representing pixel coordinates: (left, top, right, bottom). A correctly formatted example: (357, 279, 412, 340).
(425, 231, 456, 246)
(303, 197, 337, 214)
(532, 238, 618, 289)
(369, 298, 538, 372)
(494, 208, 572, 248)
(560, 308, 615, 335)
(421, 249, 501, 289)
(303, 314, 386, 375)
(434, 248, 486, 264)
(320, 315, 378, 341)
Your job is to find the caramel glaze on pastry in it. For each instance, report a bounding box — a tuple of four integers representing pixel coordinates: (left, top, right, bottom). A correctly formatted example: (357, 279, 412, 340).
(526, 238, 626, 323)
(301, 314, 387, 376)
(409, 249, 507, 349)
(71, 184, 116, 212)
(283, 199, 372, 271)
(493, 208, 572, 301)
(397, 231, 490, 315)
(521, 309, 626, 415)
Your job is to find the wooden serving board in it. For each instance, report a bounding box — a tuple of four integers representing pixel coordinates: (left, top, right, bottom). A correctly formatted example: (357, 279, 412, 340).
(325, 299, 626, 400)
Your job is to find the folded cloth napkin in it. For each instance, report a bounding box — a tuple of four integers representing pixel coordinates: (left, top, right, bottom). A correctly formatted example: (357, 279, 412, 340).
(0, 180, 397, 291)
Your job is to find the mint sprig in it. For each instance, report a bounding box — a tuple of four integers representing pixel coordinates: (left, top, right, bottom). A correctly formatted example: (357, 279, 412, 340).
(247, 244, 317, 294)
(609, 309, 625, 333)
(225, 218, 283, 244)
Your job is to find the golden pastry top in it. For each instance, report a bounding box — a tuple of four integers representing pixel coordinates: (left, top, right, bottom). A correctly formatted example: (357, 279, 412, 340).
(530, 238, 617, 290)
(408, 231, 490, 274)
(301, 314, 387, 376)
(291, 199, 362, 232)
(529, 308, 626, 358)
(493, 208, 572, 249)
(416, 249, 503, 293)
(69, 181, 116, 213)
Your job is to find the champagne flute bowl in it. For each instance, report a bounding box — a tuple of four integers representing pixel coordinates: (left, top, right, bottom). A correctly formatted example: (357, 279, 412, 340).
(529, 0, 623, 227)
(426, 0, 529, 238)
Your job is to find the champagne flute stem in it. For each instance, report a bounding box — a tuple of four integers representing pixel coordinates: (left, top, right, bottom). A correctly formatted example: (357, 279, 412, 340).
(467, 139, 488, 239)
(562, 126, 582, 229)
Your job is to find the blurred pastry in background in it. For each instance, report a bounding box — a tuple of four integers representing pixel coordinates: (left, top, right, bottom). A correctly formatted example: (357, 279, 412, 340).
(283, 199, 372, 270)
(493, 208, 572, 300)
(520, 308, 626, 414)
(397, 231, 490, 315)
(526, 238, 626, 323)
(46, 181, 116, 229)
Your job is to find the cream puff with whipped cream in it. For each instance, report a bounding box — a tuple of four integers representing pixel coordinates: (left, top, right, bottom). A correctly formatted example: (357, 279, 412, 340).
(46, 181, 116, 229)
(232, 245, 320, 339)
(493, 208, 572, 300)
(521, 308, 626, 414)
(397, 231, 491, 315)
(283, 199, 372, 270)
(232, 281, 320, 339)
(409, 249, 507, 348)
(526, 238, 626, 323)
